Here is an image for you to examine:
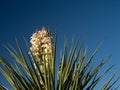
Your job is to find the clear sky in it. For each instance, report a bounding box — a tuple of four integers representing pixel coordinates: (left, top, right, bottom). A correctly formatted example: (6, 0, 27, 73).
(0, 0, 120, 89)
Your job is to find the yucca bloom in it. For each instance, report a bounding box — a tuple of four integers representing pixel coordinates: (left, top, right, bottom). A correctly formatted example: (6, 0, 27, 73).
(30, 27, 52, 70)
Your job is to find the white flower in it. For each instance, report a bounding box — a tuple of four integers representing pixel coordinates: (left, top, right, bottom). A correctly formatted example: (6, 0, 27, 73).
(30, 26, 52, 65)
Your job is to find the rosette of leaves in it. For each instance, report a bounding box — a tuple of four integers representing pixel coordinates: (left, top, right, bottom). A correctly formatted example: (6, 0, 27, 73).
(0, 27, 119, 90)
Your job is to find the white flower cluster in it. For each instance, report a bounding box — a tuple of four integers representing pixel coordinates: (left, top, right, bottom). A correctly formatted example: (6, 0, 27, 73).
(30, 27, 52, 64)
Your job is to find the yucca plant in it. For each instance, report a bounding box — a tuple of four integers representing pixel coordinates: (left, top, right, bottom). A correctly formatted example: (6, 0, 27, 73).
(0, 27, 119, 90)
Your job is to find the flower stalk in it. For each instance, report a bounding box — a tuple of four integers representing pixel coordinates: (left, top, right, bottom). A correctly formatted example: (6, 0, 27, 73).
(30, 27, 52, 70)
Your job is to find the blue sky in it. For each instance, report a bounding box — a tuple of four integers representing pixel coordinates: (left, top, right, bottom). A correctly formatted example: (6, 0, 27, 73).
(0, 0, 120, 89)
